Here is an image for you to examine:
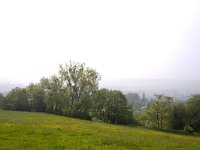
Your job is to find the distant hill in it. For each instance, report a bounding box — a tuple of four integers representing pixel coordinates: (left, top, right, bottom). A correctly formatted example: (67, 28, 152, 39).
(100, 79, 200, 101)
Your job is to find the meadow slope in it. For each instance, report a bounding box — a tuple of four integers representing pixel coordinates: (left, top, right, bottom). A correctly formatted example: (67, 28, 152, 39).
(0, 110, 200, 150)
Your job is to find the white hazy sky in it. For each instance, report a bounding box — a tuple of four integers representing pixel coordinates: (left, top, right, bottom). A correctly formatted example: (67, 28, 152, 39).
(0, 0, 200, 84)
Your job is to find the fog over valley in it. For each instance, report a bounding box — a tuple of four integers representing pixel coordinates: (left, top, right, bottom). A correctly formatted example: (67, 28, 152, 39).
(100, 79, 200, 101)
(0, 0, 200, 110)
(1, 78, 200, 101)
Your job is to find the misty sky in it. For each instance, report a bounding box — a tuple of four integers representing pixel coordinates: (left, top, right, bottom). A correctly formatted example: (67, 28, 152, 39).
(0, 0, 200, 84)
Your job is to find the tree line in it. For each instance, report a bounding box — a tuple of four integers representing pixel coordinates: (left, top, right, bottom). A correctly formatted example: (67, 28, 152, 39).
(0, 61, 134, 124)
(0, 61, 200, 133)
(136, 94, 200, 133)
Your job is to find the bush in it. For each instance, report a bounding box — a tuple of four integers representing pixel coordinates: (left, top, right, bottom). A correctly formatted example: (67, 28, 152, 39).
(184, 125, 194, 135)
(186, 94, 200, 132)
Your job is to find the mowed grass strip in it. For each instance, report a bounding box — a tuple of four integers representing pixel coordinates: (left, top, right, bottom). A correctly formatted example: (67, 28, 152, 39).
(0, 110, 200, 150)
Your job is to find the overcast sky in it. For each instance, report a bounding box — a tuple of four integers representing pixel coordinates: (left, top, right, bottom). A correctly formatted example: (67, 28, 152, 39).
(0, 0, 200, 84)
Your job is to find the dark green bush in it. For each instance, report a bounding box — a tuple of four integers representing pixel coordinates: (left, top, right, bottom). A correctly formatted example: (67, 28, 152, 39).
(184, 125, 194, 135)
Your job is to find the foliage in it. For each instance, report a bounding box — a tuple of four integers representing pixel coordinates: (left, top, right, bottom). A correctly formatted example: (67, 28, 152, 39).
(186, 94, 200, 132)
(40, 75, 65, 114)
(26, 83, 46, 112)
(1, 61, 136, 124)
(146, 94, 173, 129)
(93, 89, 134, 124)
(59, 61, 101, 119)
(134, 110, 149, 126)
(0, 93, 5, 109)
(184, 125, 194, 135)
(168, 103, 186, 130)
(5, 87, 30, 111)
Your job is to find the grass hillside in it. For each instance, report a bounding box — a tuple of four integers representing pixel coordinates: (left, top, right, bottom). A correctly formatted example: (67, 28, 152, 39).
(0, 110, 200, 150)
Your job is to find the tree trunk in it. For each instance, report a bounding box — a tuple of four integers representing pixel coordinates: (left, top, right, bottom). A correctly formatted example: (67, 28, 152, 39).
(156, 111, 160, 128)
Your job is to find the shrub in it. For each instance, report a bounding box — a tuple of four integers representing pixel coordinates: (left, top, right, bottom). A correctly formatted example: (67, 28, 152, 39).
(184, 125, 194, 135)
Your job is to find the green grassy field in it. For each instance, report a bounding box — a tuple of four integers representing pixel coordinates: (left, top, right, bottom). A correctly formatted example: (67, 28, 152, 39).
(0, 110, 200, 150)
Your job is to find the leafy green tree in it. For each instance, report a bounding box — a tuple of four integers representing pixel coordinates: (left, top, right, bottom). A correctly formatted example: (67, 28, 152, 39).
(0, 93, 5, 109)
(146, 94, 173, 129)
(92, 89, 109, 121)
(186, 94, 200, 132)
(26, 83, 46, 112)
(168, 103, 186, 130)
(0, 94, 12, 110)
(40, 75, 65, 114)
(93, 89, 134, 124)
(6, 87, 30, 111)
(59, 61, 101, 119)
